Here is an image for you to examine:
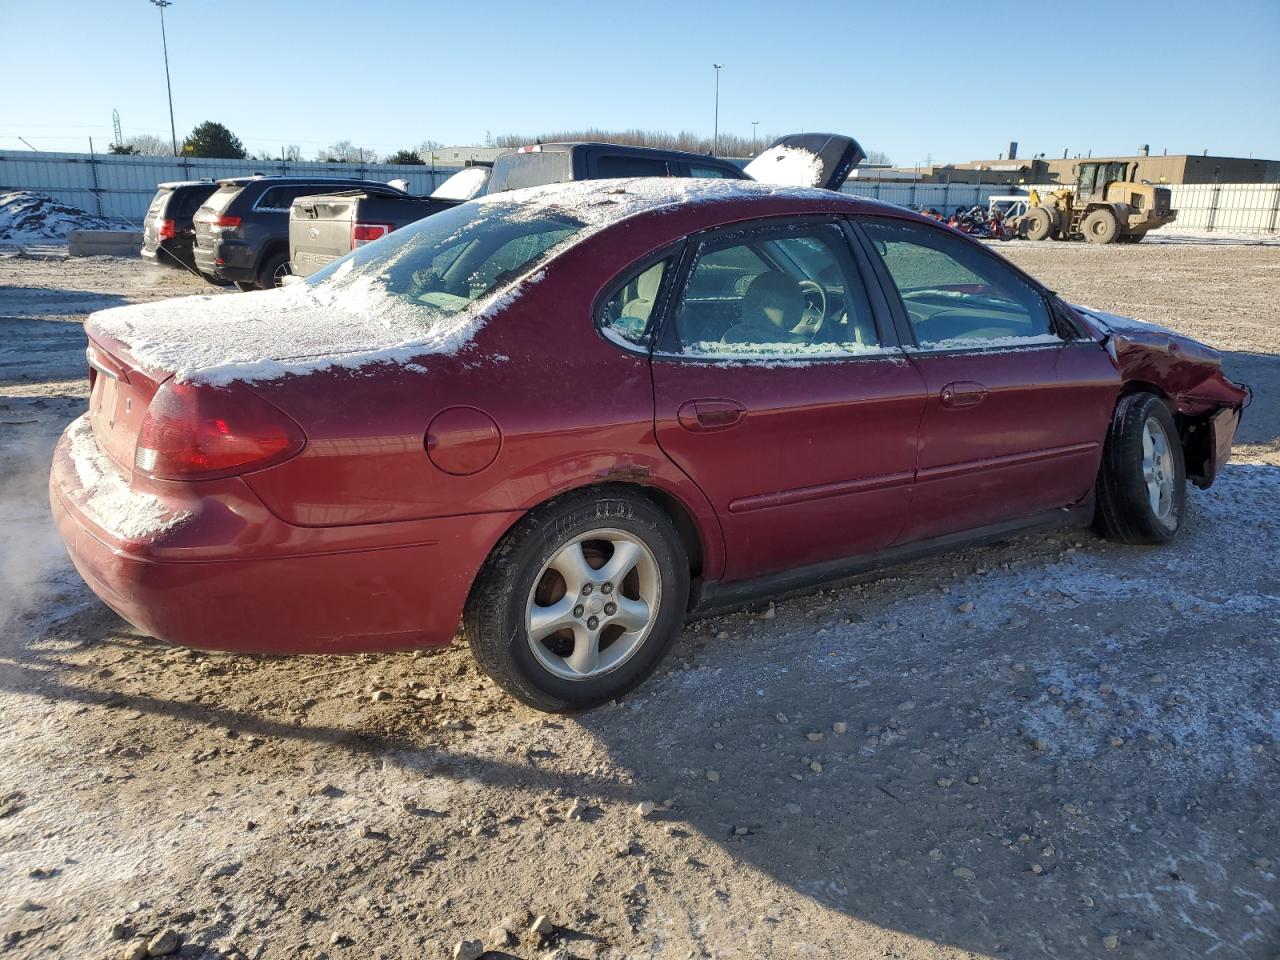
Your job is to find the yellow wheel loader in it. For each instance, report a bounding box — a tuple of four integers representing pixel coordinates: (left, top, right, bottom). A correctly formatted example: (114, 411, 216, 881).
(1017, 161, 1176, 244)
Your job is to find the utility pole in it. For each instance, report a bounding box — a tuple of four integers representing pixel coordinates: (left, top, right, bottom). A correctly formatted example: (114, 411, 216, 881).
(151, 0, 179, 156)
(751, 120, 759, 155)
(712, 64, 723, 157)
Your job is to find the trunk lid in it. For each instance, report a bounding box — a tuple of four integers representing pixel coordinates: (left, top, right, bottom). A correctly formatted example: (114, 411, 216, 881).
(744, 133, 865, 191)
(85, 335, 166, 473)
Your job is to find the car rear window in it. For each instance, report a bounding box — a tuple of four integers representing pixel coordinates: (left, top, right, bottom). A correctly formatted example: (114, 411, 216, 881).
(203, 185, 242, 214)
(305, 200, 585, 321)
(172, 186, 216, 217)
(146, 190, 171, 217)
(487, 152, 574, 193)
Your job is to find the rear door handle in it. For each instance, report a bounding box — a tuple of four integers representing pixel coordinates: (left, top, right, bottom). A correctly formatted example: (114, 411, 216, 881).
(677, 398, 747, 432)
(940, 381, 988, 408)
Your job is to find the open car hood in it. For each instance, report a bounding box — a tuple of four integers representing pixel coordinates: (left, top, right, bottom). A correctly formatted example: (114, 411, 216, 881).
(743, 133, 865, 192)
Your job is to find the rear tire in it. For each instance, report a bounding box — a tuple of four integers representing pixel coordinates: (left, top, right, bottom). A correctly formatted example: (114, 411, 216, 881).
(1094, 393, 1186, 545)
(256, 251, 292, 291)
(464, 488, 689, 712)
(1082, 208, 1120, 244)
(1022, 207, 1053, 241)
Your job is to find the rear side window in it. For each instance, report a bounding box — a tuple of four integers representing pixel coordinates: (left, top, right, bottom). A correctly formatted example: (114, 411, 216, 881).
(594, 155, 671, 178)
(257, 186, 322, 211)
(599, 259, 671, 347)
(688, 164, 735, 179)
(859, 218, 1055, 349)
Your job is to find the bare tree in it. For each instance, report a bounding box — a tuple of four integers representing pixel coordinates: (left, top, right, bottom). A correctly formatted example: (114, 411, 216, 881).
(284, 144, 303, 161)
(120, 133, 176, 156)
(316, 140, 378, 163)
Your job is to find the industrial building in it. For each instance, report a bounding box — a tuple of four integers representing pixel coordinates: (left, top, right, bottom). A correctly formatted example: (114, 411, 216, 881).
(851, 143, 1280, 185)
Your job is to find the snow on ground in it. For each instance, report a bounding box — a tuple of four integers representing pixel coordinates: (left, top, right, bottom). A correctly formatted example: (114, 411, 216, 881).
(0, 192, 117, 244)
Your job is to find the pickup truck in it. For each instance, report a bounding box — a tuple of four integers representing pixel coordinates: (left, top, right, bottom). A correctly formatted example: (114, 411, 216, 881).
(289, 166, 491, 278)
(287, 135, 864, 276)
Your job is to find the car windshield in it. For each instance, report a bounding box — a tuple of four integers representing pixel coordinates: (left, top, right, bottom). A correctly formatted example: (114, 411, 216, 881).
(305, 200, 584, 318)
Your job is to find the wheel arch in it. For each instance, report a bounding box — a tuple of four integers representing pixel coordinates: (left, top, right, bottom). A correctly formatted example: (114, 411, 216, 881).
(463, 477, 722, 612)
(1115, 381, 1215, 487)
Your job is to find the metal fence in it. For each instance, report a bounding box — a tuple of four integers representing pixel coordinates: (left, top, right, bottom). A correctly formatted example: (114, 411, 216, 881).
(839, 179, 1280, 234)
(0, 149, 464, 223)
(3, 149, 1279, 233)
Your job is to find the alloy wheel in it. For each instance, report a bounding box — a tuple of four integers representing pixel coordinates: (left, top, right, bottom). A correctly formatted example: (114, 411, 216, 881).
(525, 529, 661, 680)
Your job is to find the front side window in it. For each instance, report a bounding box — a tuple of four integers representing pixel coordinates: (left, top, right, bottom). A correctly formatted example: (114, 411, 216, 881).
(859, 217, 1055, 349)
(670, 222, 880, 359)
(688, 164, 734, 179)
(599, 259, 670, 347)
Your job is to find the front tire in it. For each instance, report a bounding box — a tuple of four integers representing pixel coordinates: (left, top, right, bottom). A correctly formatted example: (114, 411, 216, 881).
(1022, 207, 1053, 241)
(464, 489, 689, 711)
(1082, 208, 1120, 244)
(1095, 393, 1186, 545)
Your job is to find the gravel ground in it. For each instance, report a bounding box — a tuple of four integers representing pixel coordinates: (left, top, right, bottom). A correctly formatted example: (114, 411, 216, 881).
(0, 245, 1277, 960)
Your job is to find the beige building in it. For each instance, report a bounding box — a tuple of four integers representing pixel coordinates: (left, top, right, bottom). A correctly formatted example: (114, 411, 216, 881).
(856, 151, 1280, 185)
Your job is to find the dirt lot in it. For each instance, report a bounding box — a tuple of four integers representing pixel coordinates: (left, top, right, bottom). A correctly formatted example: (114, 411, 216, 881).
(1, 244, 1277, 960)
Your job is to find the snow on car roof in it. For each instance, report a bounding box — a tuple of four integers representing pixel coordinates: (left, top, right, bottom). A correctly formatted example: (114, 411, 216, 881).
(90, 178, 850, 386)
(742, 144, 826, 189)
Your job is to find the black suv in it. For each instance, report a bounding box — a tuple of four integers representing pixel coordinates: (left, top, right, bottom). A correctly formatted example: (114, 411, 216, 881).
(141, 180, 221, 275)
(485, 142, 748, 193)
(193, 176, 388, 290)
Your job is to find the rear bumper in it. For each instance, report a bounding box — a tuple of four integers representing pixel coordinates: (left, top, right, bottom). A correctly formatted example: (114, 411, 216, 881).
(193, 240, 256, 283)
(49, 422, 518, 654)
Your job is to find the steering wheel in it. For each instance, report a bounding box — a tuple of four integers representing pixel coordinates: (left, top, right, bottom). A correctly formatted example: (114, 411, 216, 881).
(796, 280, 827, 337)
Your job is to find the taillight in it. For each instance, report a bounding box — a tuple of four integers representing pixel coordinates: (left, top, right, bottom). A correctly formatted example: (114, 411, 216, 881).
(351, 222, 392, 247)
(134, 380, 305, 481)
(198, 214, 241, 234)
(158, 218, 176, 240)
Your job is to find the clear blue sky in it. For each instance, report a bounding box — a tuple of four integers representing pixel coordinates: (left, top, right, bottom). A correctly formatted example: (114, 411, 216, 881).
(3, 0, 1278, 162)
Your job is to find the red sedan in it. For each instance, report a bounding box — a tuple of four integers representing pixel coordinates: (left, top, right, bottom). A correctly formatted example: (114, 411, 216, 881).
(50, 179, 1247, 711)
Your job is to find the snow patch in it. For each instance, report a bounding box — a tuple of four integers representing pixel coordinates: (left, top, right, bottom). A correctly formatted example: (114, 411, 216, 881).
(907, 333, 1064, 351)
(0, 191, 115, 243)
(430, 166, 489, 201)
(65, 415, 190, 540)
(743, 144, 825, 188)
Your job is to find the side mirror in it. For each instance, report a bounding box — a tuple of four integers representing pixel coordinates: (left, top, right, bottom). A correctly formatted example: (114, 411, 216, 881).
(872, 239, 888, 257)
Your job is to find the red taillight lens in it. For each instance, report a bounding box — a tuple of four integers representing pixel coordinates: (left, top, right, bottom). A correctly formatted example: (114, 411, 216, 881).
(197, 213, 242, 233)
(158, 218, 176, 240)
(351, 222, 392, 247)
(134, 380, 305, 481)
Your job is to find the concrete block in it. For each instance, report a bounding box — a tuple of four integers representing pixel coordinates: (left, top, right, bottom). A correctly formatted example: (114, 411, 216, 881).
(68, 230, 143, 258)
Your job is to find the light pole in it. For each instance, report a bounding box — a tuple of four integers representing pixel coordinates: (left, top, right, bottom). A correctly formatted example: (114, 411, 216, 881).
(752, 120, 759, 155)
(712, 64, 723, 157)
(151, 0, 179, 156)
